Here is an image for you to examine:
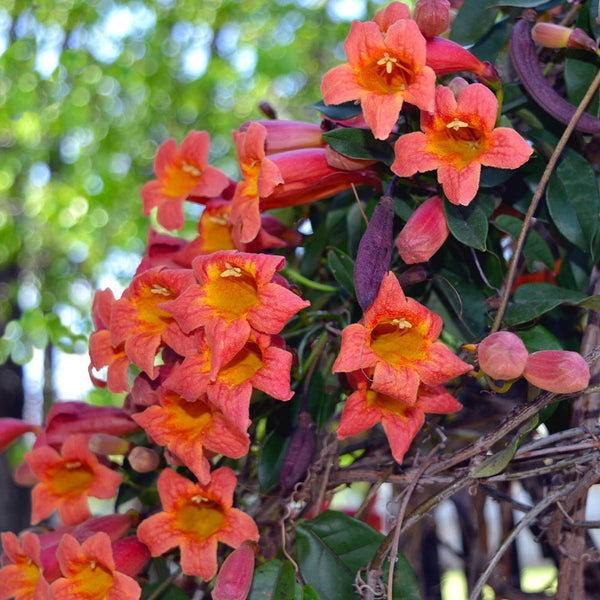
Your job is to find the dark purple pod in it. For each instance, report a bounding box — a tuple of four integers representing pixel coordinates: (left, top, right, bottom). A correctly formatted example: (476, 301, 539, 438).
(279, 412, 317, 490)
(354, 195, 395, 311)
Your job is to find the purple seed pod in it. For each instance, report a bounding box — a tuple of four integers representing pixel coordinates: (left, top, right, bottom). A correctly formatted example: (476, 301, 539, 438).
(354, 195, 395, 311)
(510, 15, 600, 134)
(279, 412, 317, 490)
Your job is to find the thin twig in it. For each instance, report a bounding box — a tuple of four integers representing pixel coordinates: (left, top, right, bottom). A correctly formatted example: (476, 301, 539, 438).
(491, 67, 600, 333)
(468, 481, 577, 600)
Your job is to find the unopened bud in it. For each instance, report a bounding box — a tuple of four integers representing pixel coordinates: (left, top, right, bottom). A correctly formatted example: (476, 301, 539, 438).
(477, 331, 528, 381)
(128, 446, 161, 473)
(523, 350, 590, 394)
(112, 536, 151, 577)
(258, 100, 277, 120)
(396, 196, 449, 264)
(532, 23, 596, 52)
(0, 418, 40, 452)
(414, 0, 451, 38)
(448, 77, 470, 98)
(325, 146, 378, 171)
(12, 461, 37, 486)
(212, 542, 256, 600)
(88, 433, 130, 456)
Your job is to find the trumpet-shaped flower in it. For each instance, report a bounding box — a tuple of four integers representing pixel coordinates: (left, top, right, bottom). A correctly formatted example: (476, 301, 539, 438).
(321, 18, 436, 140)
(0, 532, 49, 600)
(231, 122, 380, 244)
(141, 131, 229, 231)
(132, 388, 250, 482)
(110, 267, 196, 379)
(25, 434, 122, 526)
(137, 467, 259, 581)
(49, 533, 142, 600)
(333, 272, 471, 405)
(392, 83, 533, 205)
(164, 331, 293, 431)
(160, 251, 309, 376)
(33, 401, 139, 450)
(337, 370, 462, 463)
(373, 2, 411, 32)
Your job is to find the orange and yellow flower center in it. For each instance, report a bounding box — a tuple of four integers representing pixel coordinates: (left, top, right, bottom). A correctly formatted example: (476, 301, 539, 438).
(175, 495, 225, 539)
(164, 159, 203, 198)
(219, 342, 263, 386)
(205, 264, 258, 321)
(359, 53, 415, 94)
(48, 460, 94, 497)
(428, 117, 488, 170)
(370, 318, 428, 365)
(200, 210, 236, 252)
(135, 283, 177, 329)
(70, 559, 114, 600)
(167, 392, 213, 435)
(366, 388, 410, 418)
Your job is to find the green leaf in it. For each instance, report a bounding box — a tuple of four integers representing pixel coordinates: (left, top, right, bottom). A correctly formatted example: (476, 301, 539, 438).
(493, 215, 555, 271)
(444, 200, 488, 251)
(274, 560, 303, 600)
(470, 415, 539, 478)
(258, 429, 291, 493)
(518, 325, 563, 352)
(248, 560, 308, 600)
(303, 585, 321, 600)
(311, 100, 363, 121)
(504, 283, 600, 325)
(322, 128, 394, 164)
(546, 151, 599, 257)
(327, 248, 355, 298)
(142, 581, 190, 600)
(494, 0, 560, 6)
(296, 511, 421, 600)
(450, 0, 499, 46)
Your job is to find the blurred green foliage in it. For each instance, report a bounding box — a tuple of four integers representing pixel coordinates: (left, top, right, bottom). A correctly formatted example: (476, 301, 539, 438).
(0, 0, 387, 367)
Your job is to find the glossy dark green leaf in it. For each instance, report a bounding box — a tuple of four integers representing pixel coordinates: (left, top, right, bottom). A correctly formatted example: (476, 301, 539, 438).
(494, 0, 560, 6)
(258, 429, 290, 493)
(504, 283, 600, 325)
(565, 55, 600, 118)
(327, 247, 356, 298)
(248, 560, 308, 600)
(302, 585, 321, 600)
(444, 200, 488, 251)
(143, 580, 190, 600)
(311, 100, 363, 121)
(546, 151, 599, 257)
(450, 0, 499, 46)
(322, 128, 394, 164)
(493, 215, 555, 271)
(518, 325, 563, 352)
(296, 511, 420, 600)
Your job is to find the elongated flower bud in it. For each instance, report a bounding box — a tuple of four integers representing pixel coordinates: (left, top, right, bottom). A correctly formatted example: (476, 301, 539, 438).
(523, 350, 590, 393)
(532, 22, 596, 52)
(128, 446, 161, 473)
(212, 542, 256, 600)
(396, 195, 448, 264)
(0, 418, 40, 452)
(477, 331, 528, 381)
(354, 196, 395, 311)
(279, 412, 316, 490)
(414, 0, 451, 38)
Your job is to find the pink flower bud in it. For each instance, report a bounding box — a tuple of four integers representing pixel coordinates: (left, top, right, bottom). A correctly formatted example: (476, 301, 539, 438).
(477, 331, 528, 381)
(414, 0, 451, 38)
(532, 23, 596, 52)
(128, 446, 161, 473)
(88, 433, 131, 456)
(212, 542, 256, 600)
(12, 461, 37, 486)
(111, 536, 151, 577)
(238, 120, 325, 154)
(523, 350, 590, 394)
(396, 195, 449, 264)
(0, 418, 40, 452)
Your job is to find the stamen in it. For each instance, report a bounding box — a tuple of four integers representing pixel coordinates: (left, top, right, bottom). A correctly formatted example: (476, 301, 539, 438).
(150, 284, 171, 296)
(377, 52, 398, 74)
(181, 161, 202, 177)
(220, 263, 243, 278)
(90, 560, 96, 570)
(391, 317, 412, 329)
(191, 494, 209, 504)
(446, 118, 470, 131)
(207, 215, 229, 226)
(65, 461, 82, 469)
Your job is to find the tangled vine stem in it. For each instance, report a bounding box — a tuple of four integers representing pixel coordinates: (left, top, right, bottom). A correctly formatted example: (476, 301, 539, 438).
(491, 66, 600, 333)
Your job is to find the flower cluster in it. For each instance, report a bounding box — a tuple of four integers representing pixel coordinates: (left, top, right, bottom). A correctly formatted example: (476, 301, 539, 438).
(3, 1, 592, 599)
